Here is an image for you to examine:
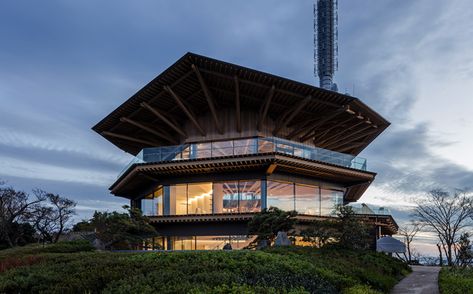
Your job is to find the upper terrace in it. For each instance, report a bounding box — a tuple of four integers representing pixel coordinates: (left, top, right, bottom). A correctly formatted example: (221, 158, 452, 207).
(118, 136, 368, 179)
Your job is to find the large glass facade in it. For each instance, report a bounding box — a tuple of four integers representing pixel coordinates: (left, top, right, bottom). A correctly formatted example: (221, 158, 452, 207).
(267, 181, 295, 211)
(141, 186, 163, 216)
(142, 180, 343, 217)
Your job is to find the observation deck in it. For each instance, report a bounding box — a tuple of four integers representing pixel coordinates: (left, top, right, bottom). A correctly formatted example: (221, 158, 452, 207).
(119, 137, 367, 179)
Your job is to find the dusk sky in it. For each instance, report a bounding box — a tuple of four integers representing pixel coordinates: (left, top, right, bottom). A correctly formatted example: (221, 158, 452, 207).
(1, 0, 472, 256)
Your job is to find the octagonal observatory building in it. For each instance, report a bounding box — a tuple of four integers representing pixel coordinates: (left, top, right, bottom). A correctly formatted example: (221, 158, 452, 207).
(93, 53, 397, 250)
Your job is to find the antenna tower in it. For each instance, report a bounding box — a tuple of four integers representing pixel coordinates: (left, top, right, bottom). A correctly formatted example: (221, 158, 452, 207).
(314, 0, 338, 91)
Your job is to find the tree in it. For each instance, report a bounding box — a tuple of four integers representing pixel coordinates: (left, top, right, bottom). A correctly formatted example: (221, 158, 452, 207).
(247, 207, 297, 248)
(0, 183, 46, 247)
(398, 222, 422, 263)
(456, 232, 473, 267)
(300, 219, 339, 248)
(74, 206, 157, 250)
(336, 205, 370, 250)
(30, 192, 77, 244)
(414, 189, 473, 266)
(48, 193, 76, 243)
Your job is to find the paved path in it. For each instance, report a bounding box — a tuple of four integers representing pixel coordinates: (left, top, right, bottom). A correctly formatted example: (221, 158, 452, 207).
(391, 265, 441, 294)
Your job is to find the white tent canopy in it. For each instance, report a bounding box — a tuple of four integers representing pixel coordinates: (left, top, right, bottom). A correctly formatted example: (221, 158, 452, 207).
(376, 236, 406, 253)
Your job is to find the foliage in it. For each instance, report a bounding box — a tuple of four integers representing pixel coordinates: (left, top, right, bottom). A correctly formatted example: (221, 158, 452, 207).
(300, 219, 339, 247)
(73, 206, 157, 249)
(414, 189, 473, 266)
(439, 267, 473, 294)
(342, 285, 382, 294)
(336, 205, 370, 250)
(0, 183, 46, 247)
(0, 246, 408, 293)
(266, 247, 409, 292)
(0, 181, 77, 247)
(456, 232, 473, 267)
(0, 222, 36, 250)
(300, 206, 371, 250)
(31, 193, 76, 243)
(247, 207, 297, 248)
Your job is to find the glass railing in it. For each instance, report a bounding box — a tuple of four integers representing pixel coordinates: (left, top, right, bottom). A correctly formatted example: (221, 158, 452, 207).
(117, 137, 367, 178)
(351, 204, 392, 216)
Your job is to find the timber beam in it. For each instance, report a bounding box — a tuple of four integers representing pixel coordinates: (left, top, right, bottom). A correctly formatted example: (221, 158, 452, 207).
(164, 85, 206, 136)
(234, 76, 241, 132)
(257, 85, 276, 131)
(273, 95, 312, 136)
(101, 131, 160, 147)
(120, 117, 178, 145)
(191, 64, 223, 134)
(325, 128, 380, 150)
(140, 102, 187, 138)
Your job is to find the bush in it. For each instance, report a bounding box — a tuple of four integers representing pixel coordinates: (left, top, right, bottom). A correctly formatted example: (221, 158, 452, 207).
(439, 267, 473, 294)
(0, 246, 408, 293)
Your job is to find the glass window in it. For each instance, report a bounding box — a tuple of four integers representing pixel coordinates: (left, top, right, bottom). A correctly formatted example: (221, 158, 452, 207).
(239, 180, 261, 213)
(267, 181, 295, 211)
(213, 181, 239, 213)
(172, 236, 195, 250)
(141, 186, 163, 216)
(170, 184, 187, 215)
(295, 184, 319, 215)
(187, 182, 213, 214)
(321, 188, 344, 216)
(141, 193, 154, 216)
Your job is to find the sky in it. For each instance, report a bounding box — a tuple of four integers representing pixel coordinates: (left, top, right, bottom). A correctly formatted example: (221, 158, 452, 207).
(1, 0, 472, 256)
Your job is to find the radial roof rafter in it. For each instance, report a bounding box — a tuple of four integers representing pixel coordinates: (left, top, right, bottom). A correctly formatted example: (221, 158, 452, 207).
(92, 52, 390, 156)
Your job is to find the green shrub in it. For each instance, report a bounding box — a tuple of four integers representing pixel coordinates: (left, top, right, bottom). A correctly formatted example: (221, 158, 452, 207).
(0, 246, 408, 293)
(343, 285, 382, 294)
(439, 267, 473, 294)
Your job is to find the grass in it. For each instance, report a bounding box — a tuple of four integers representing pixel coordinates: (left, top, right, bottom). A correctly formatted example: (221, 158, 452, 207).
(0, 242, 409, 294)
(439, 267, 473, 294)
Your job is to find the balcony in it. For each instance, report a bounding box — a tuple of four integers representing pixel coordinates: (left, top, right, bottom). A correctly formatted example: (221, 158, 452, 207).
(118, 137, 367, 178)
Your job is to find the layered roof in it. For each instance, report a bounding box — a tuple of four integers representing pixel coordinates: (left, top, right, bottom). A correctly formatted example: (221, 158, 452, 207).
(93, 52, 389, 156)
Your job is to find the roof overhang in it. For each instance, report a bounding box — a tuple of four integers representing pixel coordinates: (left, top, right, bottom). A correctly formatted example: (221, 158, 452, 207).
(92, 52, 390, 156)
(111, 152, 375, 201)
(147, 212, 398, 235)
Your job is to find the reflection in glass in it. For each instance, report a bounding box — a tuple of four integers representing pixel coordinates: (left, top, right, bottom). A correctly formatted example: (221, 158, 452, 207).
(213, 181, 239, 213)
(211, 141, 234, 157)
(172, 236, 194, 250)
(267, 181, 295, 211)
(141, 186, 163, 216)
(321, 189, 344, 216)
(239, 180, 261, 213)
(234, 139, 256, 155)
(295, 184, 319, 215)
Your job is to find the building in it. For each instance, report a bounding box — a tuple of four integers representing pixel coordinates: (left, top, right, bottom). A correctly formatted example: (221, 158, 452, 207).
(92, 53, 397, 250)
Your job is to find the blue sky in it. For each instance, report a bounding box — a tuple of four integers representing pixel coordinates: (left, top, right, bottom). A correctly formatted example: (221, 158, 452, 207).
(1, 0, 472, 255)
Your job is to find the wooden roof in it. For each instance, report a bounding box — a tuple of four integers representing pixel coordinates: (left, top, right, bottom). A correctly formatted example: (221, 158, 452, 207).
(93, 52, 389, 156)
